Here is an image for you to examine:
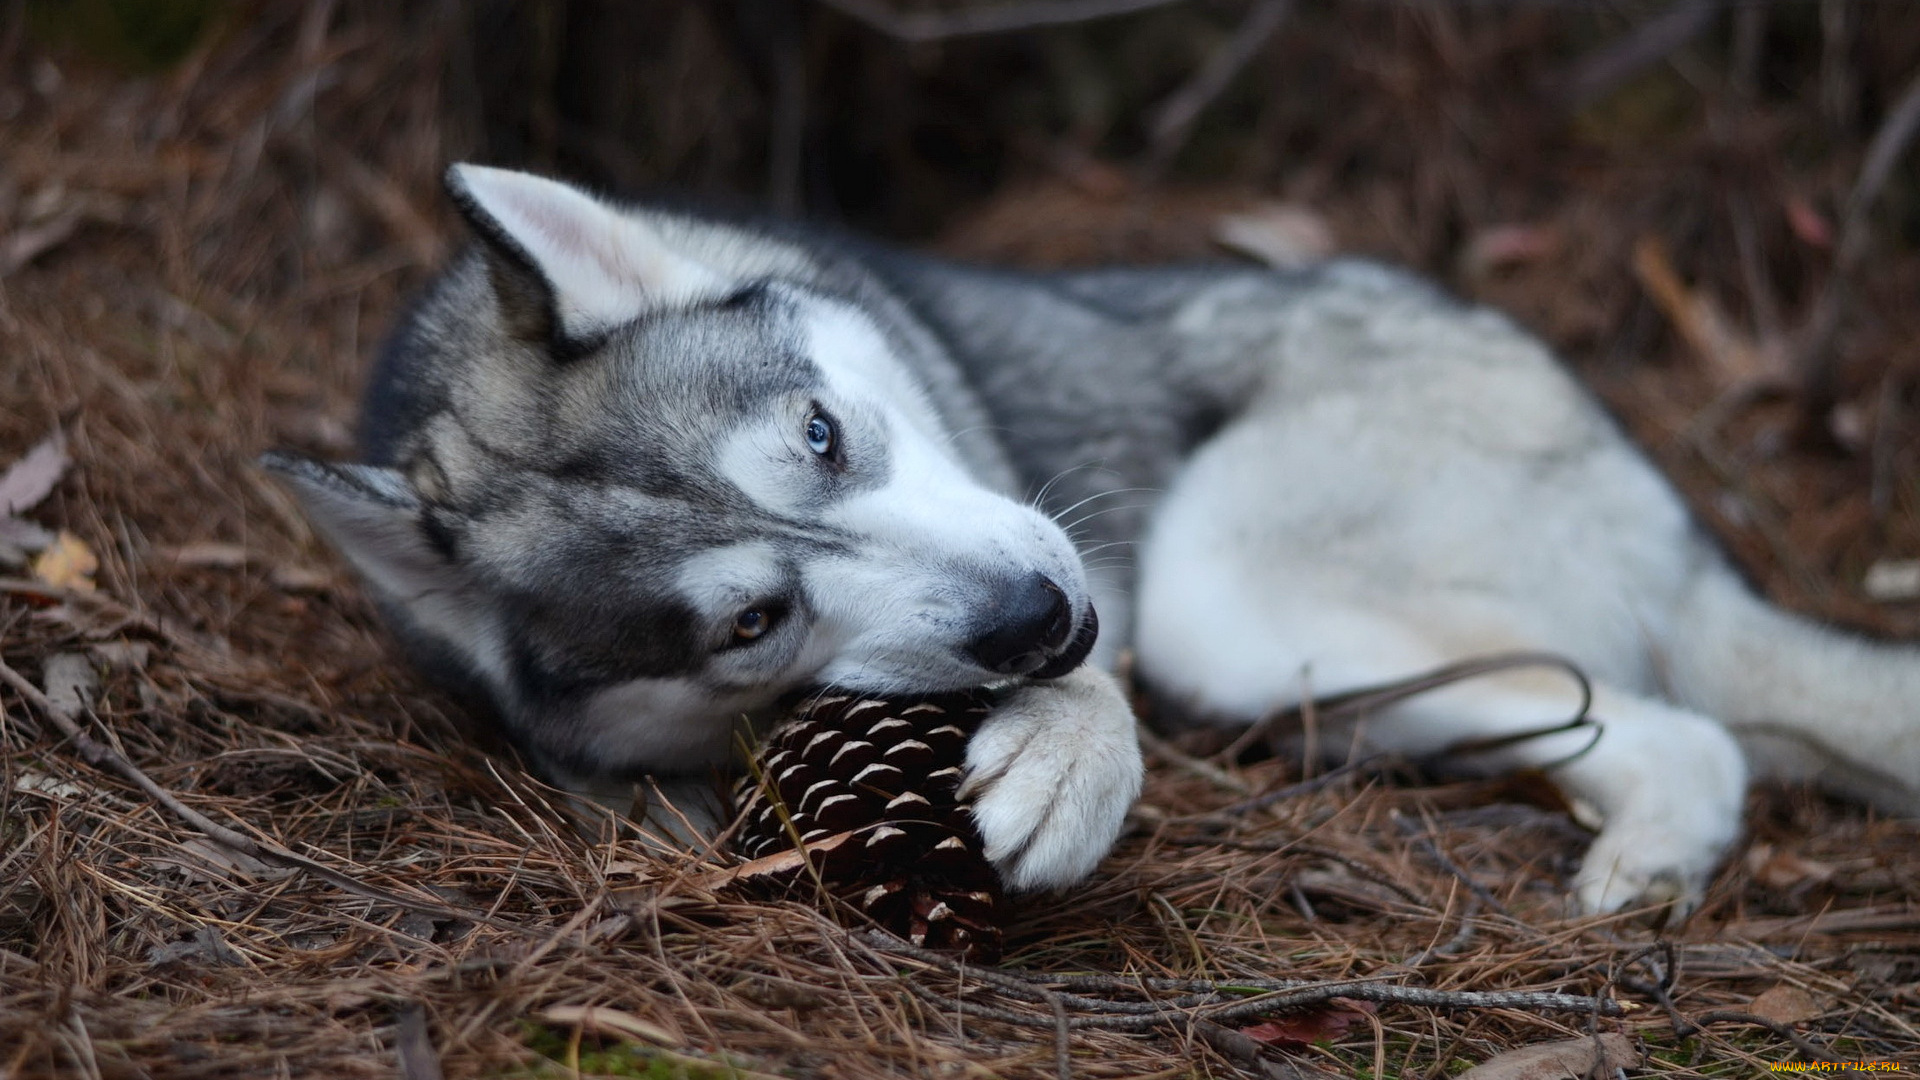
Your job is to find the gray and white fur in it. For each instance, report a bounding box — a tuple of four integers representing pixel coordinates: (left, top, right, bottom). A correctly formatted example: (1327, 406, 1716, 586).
(268, 165, 1920, 911)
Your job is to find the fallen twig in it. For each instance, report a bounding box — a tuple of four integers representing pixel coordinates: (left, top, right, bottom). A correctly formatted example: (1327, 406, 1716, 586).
(1397, 810, 1516, 920)
(1679, 1010, 1845, 1065)
(1136, 723, 1253, 795)
(860, 930, 1631, 1030)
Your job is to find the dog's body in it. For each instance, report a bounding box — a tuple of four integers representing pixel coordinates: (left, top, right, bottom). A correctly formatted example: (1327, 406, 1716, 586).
(270, 166, 1920, 912)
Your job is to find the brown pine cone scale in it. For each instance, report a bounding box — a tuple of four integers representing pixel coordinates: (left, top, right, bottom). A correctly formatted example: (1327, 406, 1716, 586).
(732, 689, 1007, 961)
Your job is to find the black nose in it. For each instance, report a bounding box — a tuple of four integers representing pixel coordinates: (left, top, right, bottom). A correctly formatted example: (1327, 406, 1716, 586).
(966, 573, 1074, 676)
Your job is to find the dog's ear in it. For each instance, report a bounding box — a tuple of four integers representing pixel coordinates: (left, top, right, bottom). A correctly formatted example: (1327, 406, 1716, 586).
(262, 451, 509, 701)
(260, 452, 467, 607)
(444, 164, 729, 352)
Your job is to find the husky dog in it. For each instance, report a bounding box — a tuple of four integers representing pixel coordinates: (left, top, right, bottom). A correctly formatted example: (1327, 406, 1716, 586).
(268, 164, 1920, 913)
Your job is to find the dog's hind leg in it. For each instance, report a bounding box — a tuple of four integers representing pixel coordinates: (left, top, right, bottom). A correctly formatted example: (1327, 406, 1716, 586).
(1663, 566, 1920, 815)
(1339, 669, 1747, 914)
(1136, 570, 1748, 913)
(1131, 425, 1748, 913)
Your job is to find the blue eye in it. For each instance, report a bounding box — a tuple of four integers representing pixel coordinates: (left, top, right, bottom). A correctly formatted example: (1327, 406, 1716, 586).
(805, 412, 835, 456)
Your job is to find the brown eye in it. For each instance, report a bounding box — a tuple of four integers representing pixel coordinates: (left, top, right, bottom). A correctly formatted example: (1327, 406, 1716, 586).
(733, 607, 774, 642)
(725, 599, 791, 651)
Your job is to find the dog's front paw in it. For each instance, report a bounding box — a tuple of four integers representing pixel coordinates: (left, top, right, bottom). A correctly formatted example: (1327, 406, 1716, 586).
(960, 667, 1144, 891)
(1562, 710, 1748, 917)
(1573, 809, 1740, 917)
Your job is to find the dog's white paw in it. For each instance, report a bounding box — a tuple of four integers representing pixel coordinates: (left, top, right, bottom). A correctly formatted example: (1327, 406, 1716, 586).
(960, 666, 1144, 891)
(1547, 696, 1750, 917)
(1572, 810, 1740, 917)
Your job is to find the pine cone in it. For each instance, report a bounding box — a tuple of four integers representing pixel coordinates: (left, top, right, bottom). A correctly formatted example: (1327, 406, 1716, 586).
(732, 689, 1007, 961)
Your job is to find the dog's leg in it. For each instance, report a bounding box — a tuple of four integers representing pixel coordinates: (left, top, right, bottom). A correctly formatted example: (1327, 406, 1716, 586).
(1138, 592, 1748, 913)
(1665, 567, 1920, 814)
(1131, 443, 1749, 913)
(960, 665, 1144, 892)
(1349, 671, 1748, 915)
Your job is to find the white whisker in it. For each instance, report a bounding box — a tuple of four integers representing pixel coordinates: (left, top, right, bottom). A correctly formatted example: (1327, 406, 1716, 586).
(1029, 461, 1104, 508)
(1061, 501, 1157, 535)
(1046, 485, 1158, 524)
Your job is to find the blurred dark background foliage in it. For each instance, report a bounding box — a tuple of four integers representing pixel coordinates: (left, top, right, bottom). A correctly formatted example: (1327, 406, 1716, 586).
(19, 0, 1920, 237)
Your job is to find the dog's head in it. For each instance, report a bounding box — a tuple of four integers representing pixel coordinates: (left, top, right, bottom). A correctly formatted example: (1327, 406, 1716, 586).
(266, 166, 1096, 779)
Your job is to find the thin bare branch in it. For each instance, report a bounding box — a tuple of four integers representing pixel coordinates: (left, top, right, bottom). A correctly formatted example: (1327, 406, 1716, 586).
(1556, 0, 1721, 112)
(1680, 1010, 1847, 1064)
(861, 931, 1632, 1030)
(1145, 0, 1294, 176)
(1794, 64, 1920, 398)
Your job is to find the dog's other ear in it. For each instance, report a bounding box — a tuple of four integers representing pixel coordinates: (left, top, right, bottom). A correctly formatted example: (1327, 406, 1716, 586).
(444, 164, 729, 351)
(260, 452, 464, 606)
(262, 452, 509, 706)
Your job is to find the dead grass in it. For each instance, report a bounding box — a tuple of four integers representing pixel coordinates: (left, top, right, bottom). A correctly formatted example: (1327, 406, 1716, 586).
(2, 4, 1917, 1078)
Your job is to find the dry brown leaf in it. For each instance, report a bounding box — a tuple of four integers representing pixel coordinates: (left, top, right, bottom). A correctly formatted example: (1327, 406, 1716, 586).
(0, 515, 56, 553)
(0, 429, 69, 517)
(1785, 195, 1834, 249)
(601, 859, 657, 879)
(1457, 1033, 1640, 1080)
(1749, 983, 1822, 1025)
(1632, 234, 1787, 392)
(11, 769, 88, 800)
(157, 543, 339, 593)
(692, 828, 867, 888)
(1461, 223, 1563, 279)
(1215, 203, 1337, 270)
(87, 641, 150, 671)
(1863, 559, 1920, 602)
(150, 837, 288, 885)
(1745, 842, 1838, 890)
(0, 212, 82, 275)
(145, 927, 245, 969)
(40, 652, 97, 716)
(1240, 999, 1377, 1048)
(30, 529, 98, 591)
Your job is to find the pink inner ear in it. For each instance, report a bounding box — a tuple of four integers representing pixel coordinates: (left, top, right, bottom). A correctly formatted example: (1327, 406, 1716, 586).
(501, 187, 641, 284)
(454, 165, 727, 339)
(515, 199, 597, 265)
(472, 172, 636, 289)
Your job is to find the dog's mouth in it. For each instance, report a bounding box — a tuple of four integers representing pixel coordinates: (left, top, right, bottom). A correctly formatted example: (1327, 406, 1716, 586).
(1027, 605, 1099, 680)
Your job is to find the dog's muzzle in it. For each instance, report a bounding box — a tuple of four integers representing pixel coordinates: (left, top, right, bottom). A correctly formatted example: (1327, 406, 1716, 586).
(965, 573, 1098, 679)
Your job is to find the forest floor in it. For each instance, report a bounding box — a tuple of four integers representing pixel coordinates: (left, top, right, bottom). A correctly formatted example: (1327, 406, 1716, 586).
(2, 4, 1917, 1077)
